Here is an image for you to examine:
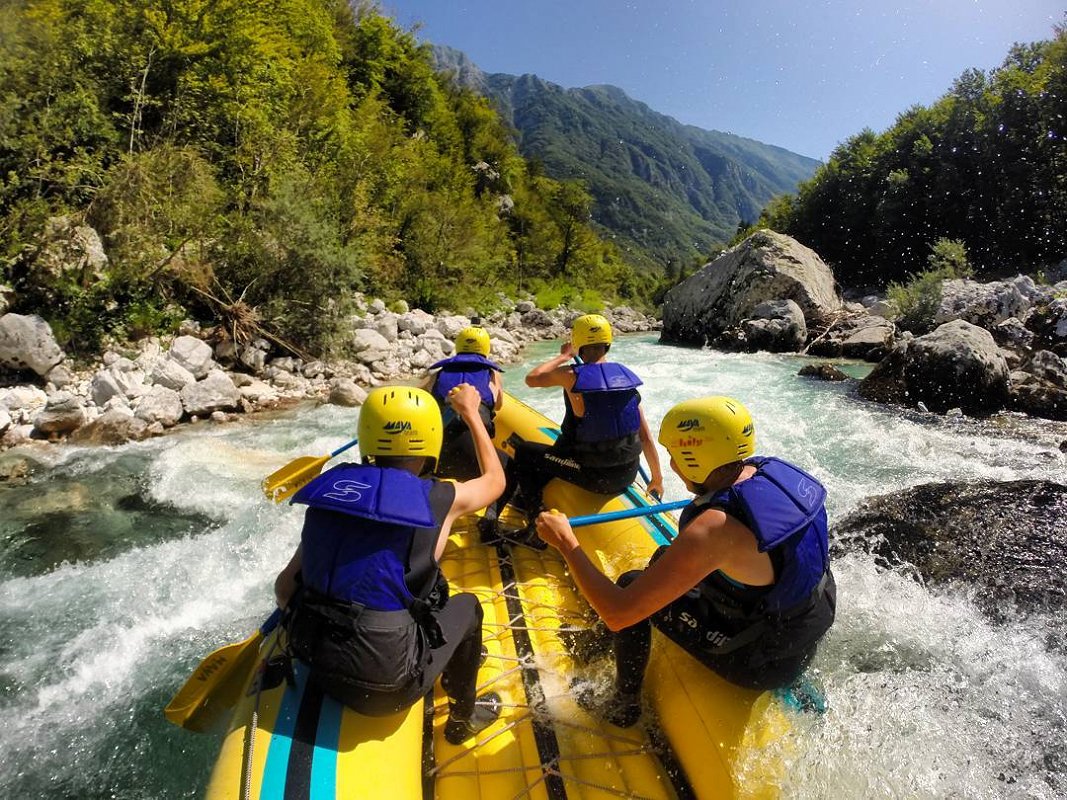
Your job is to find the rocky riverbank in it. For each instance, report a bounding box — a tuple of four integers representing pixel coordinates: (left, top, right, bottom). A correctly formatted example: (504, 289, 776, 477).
(662, 230, 1067, 421)
(0, 300, 659, 451)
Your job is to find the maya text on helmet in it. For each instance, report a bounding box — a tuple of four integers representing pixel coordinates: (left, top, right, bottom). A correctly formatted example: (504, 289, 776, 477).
(572, 313, 613, 353)
(358, 387, 443, 469)
(658, 396, 756, 485)
(455, 325, 491, 356)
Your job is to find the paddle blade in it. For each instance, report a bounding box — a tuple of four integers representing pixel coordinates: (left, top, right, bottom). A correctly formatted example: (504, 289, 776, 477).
(262, 455, 330, 502)
(164, 630, 263, 732)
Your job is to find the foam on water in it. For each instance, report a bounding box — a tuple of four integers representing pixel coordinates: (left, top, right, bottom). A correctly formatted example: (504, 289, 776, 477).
(0, 336, 1064, 797)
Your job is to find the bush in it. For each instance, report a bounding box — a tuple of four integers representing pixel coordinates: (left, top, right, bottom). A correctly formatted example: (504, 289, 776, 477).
(887, 238, 972, 333)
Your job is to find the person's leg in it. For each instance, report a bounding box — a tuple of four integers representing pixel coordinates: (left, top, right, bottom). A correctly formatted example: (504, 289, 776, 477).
(422, 593, 502, 743)
(572, 570, 648, 727)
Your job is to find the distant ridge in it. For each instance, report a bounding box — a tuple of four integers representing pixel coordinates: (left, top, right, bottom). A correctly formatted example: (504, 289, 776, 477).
(431, 45, 820, 271)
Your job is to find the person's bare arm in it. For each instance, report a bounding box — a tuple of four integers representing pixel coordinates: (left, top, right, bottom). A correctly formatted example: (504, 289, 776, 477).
(535, 509, 739, 630)
(442, 383, 505, 525)
(525, 342, 578, 388)
(637, 406, 664, 498)
(275, 544, 303, 609)
(491, 370, 504, 411)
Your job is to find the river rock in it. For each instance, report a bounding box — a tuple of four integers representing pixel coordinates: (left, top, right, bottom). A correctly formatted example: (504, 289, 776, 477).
(33, 391, 86, 436)
(149, 358, 196, 391)
(0, 313, 66, 376)
(835, 480, 1067, 650)
(1026, 298, 1067, 355)
(798, 363, 849, 381)
(397, 310, 434, 336)
(328, 378, 367, 407)
(661, 230, 842, 348)
(935, 277, 1032, 328)
(69, 408, 151, 445)
(859, 320, 1010, 415)
(731, 299, 807, 352)
(134, 385, 184, 427)
(180, 369, 240, 416)
(351, 328, 392, 365)
(45, 363, 75, 390)
(169, 335, 215, 379)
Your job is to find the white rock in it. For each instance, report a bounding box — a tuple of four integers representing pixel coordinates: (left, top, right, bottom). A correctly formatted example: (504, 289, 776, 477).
(135, 385, 183, 427)
(180, 369, 240, 415)
(169, 335, 215, 379)
(0, 313, 65, 376)
(149, 358, 196, 391)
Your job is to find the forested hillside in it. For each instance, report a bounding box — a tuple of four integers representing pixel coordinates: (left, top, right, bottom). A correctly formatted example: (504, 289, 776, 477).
(432, 46, 821, 275)
(757, 24, 1067, 287)
(0, 0, 639, 356)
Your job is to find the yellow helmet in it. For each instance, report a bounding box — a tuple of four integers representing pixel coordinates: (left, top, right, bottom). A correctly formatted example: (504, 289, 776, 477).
(571, 314, 613, 349)
(658, 396, 756, 484)
(358, 386, 442, 468)
(455, 325, 491, 356)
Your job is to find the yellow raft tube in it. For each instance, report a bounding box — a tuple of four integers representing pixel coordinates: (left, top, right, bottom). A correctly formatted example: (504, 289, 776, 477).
(206, 394, 791, 799)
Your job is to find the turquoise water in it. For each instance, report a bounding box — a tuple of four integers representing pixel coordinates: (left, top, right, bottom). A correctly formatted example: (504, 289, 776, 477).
(1, 335, 1064, 798)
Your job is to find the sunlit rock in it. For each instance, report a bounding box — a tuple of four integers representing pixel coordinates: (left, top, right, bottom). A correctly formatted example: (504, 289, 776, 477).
(0, 313, 65, 377)
(859, 320, 1009, 415)
(661, 229, 841, 348)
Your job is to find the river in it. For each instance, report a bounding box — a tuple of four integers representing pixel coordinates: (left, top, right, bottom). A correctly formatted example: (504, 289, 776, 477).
(1, 335, 1065, 798)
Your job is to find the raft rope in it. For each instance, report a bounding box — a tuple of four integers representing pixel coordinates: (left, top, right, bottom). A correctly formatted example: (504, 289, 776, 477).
(433, 513, 696, 799)
(241, 631, 282, 800)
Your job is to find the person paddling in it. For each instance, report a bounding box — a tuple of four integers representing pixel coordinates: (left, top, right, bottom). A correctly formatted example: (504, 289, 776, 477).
(273, 384, 505, 744)
(489, 313, 663, 547)
(423, 324, 510, 529)
(535, 396, 836, 726)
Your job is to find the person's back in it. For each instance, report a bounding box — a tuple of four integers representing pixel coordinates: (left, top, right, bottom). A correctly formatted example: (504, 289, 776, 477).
(490, 314, 663, 546)
(274, 384, 506, 743)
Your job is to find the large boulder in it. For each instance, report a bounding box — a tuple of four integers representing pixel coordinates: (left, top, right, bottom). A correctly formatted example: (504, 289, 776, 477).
(1026, 298, 1067, 356)
(30, 216, 108, 289)
(835, 480, 1067, 651)
(661, 230, 841, 347)
(859, 320, 1010, 415)
(935, 277, 1034, 328)
(0, 313, 65, 376)
(180, 369, 240, 416)
(351, 328, 392, 365)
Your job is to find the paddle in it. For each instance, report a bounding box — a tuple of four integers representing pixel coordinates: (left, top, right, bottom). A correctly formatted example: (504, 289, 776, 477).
(567, 498, 690, 528)
(164, 608, 284, 732)
(262, 437, 359, 502)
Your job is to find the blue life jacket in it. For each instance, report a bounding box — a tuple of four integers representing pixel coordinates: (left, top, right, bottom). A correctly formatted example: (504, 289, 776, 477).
(290, 464, 451, 612)
(681, 457, 830, 616)
(429, 353, 502, 409)
(563, 362, 643, 444)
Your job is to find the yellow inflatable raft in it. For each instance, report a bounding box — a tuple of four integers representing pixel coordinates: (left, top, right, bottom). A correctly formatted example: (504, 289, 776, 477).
(205, 393, 790, 799)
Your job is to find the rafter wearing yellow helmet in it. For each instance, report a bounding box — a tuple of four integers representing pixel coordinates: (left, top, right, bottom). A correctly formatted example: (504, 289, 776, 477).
(485, 312, 664, 548)
(532, 394, 835, 726)
(273, 381, 506, 744)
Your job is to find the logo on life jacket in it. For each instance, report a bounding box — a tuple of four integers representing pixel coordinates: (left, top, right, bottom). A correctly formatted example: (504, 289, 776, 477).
(323, 479, 373, 503)
(384, 421, 412, 435)
(677, 418, 702, 432)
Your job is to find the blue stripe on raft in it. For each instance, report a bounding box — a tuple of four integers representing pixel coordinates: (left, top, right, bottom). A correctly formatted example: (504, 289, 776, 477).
(260, 660, 308, 798)
(309, 695, 343, 800)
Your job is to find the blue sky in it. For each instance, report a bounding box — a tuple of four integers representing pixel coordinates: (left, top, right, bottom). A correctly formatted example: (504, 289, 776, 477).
(380, 1, 1063, 161)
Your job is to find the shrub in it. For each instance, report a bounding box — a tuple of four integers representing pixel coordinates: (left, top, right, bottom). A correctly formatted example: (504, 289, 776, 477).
(887, 238, 972, 333)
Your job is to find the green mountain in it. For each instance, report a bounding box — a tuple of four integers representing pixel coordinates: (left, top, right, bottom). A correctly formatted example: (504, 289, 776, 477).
(431, 46, 821, 272)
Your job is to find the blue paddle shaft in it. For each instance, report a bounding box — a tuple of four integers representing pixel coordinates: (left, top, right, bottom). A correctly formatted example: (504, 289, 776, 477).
(330, 438, 359, 458)
(568, 499, 690, 528)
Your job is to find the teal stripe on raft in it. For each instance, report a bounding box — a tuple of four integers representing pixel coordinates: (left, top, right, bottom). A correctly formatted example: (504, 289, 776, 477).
(260, 662, 308, 798)
(310, 695, 343, 799)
